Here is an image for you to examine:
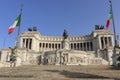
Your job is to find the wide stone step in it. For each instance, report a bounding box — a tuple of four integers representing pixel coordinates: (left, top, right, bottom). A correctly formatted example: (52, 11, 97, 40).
(0, 65, 119, 80)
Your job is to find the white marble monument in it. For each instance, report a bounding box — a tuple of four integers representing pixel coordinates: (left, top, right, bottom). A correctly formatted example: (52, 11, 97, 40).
(0, 27, 115, 67)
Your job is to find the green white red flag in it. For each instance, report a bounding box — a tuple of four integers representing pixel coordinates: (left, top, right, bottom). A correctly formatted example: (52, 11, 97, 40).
(106, 9, 112, 29)
(8, 15, 21, 35)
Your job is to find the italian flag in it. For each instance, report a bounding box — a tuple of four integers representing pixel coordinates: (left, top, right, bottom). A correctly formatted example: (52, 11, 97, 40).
(8, 15, 21, 35)
(106, 9, 112, 29)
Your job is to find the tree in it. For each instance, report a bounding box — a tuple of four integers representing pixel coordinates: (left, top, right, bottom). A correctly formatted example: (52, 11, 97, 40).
(117, 56, 120, 62)
(117, 52, 120, 61)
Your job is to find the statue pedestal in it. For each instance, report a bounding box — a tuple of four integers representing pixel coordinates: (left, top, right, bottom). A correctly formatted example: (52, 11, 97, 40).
(62, 39, 70, 50)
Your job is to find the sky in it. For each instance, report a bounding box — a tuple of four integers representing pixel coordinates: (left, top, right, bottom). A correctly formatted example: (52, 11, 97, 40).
(0, 0, 120, 50)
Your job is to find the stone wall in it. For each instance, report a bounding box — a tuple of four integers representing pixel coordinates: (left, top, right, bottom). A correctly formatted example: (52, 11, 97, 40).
(0, 61, 10, 67)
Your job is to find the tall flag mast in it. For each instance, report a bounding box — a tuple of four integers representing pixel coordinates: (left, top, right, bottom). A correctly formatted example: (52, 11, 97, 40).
(109, 0, 117, 47)
(17, 4, 23, 39)
(8, 4, 23, 48)
(16, 4, 23, 48)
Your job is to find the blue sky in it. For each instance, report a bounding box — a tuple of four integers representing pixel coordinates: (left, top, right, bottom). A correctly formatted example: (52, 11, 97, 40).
(0, 0, 120, 50)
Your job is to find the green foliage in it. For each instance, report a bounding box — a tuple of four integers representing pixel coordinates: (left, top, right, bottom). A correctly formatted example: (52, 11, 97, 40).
(117, 56, 120, 62)
(115, 46, 120, 49)
(117, 51, 120, 61)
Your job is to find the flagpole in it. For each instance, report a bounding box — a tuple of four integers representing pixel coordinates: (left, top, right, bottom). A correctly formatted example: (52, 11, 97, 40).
(109, 0, 117, 47)
(16, 4, 23, 48)
(3, 37, 6, 48)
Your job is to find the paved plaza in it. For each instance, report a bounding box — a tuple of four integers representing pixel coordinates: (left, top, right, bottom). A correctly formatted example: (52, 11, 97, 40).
(0, 65, 119, 80)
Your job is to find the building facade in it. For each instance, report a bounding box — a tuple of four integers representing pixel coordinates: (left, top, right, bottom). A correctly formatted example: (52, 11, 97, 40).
(0, 29, 115, 66)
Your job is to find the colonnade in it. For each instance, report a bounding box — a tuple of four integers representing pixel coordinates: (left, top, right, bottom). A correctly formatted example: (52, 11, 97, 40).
(39, 43, 61, 51)
(22, 38, 32, 50)
(100, 36, 112, 49)
(70, 42, 93, 51)
(39, 41, 93, 51)
(21, 36, 112, 51)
